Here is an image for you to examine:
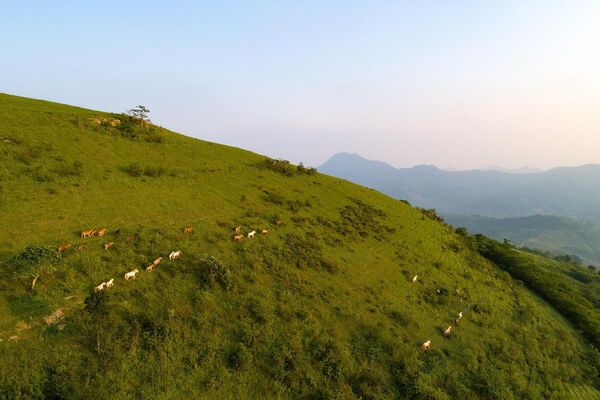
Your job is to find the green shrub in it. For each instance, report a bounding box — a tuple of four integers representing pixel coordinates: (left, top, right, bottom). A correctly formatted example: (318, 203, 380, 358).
(296, 162, 317, 175)
(124, 163, 167, 177)
(11, 244, 62, 290)
(264, 158, 294, 176)
(202, 255, 234, 290)
(55, 160, 84, 177)
(124, 163, 143, 177)
(12, 244, 61, 268)
(263, 190, 286, 205)
(143, 166, 165, 177)
(338, 199, 394, 240)
(229, 344, 252, 370)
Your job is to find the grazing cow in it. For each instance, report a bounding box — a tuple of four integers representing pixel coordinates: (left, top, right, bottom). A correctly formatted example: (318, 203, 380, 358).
(261, 228, 269, 235)
(81, 229, 95, 238)
(444, 325, 452, 337)
(421, 340, 431, 351)
(234, 226, 242, 234)
(276, 219, 283, 226)
(104, 242, 114, 250)
(97, 228, 107, 237)
(95, 282, 106, 292)
(169, 251, 181, 260)
(247, 230, 256, 238)
(153, 257, 163, 266)
(183, 227, 193, 234)
(455, 311, 463, 325)
(234, 234, 243, 241)
(412, 275, 418, 283)
(124, 269, 139, 280)
(146, 264, 155, 272)
(57, 243, 71, 253)
(106, 278, 114, 288)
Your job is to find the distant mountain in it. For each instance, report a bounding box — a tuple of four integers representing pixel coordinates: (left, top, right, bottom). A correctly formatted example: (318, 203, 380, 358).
(445, 214, 600, 266)
(319, 153, 600, 222)
(480, 165, 544, 174)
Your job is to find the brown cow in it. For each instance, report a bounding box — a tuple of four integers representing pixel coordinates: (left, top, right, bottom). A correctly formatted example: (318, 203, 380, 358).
(57, 243, 71, 253)
(81, 229, 95, 238)
(104, 242, 114, 250)
(183, 227, 193, 234)
(234, 226, 242, 234)
(146, 264, 155, 272)
(276, 219, 283, 226)
(97, 228, 107, 237)
(234, 234, 243, 241)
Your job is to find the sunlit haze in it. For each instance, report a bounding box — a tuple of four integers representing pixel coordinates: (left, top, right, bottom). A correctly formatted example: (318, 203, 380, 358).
(2, 1, 599, 169)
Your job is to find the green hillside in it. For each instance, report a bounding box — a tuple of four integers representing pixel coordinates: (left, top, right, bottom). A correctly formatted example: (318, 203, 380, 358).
(446, 214, 600, 266)
(0, 93, 598, 399)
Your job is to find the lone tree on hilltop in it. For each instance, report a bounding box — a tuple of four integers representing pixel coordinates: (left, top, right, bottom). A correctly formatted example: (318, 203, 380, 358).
(127, 105, 150, 122)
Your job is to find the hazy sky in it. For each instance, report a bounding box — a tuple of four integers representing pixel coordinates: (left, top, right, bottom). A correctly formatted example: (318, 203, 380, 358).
(1, 1, 599, 170)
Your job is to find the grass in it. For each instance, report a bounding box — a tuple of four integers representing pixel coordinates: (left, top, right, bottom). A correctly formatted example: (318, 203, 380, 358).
(0, 92, 598, 399)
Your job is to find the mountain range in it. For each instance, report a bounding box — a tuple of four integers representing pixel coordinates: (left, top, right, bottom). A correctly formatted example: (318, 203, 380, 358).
(320, 152, 600, 264)
(319, 152, 600, 222)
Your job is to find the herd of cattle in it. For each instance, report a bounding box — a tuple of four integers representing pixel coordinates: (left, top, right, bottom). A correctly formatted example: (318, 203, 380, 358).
(56, 219, 462, 350)
(64, 224, 278, 294)
(415, 272, 465, 350)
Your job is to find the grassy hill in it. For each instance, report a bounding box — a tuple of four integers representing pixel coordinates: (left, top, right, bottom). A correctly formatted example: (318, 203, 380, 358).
(446, 214, 600, 266)
(0, 93, 598, 399)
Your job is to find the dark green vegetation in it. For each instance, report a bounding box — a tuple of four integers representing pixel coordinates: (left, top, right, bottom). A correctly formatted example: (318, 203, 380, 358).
(471, 235, 600, 348)
(446, 214, 600, 266)
(0, 93, 599, 399)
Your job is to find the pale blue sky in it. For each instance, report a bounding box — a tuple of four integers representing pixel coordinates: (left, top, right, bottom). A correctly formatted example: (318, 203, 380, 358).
(1, 1, 599, 169)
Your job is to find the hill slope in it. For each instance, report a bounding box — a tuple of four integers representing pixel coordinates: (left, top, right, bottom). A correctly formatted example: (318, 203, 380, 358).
(319, 152, 600, 222)
(446, 214, 600, 266)
(0, 94, 598, 399)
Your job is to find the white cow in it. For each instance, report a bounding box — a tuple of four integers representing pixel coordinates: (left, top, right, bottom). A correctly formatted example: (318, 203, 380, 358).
(412, 275, 418, 283)
(124, 269, 139, 281)
(106, 278, 114, 288)
(455, 311, 463, 324)
(94, 282, 106, 292)
(444, 325, 452, 337)
(169, 251, 181, 260)
(247, 230, 256, 238)
(421, 340, 431, 351)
